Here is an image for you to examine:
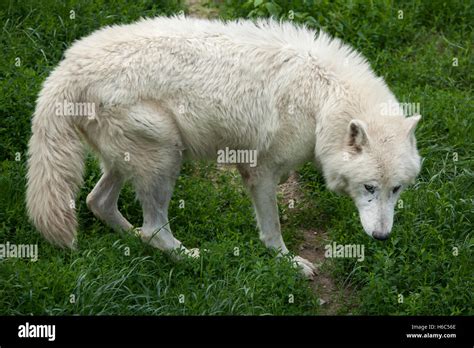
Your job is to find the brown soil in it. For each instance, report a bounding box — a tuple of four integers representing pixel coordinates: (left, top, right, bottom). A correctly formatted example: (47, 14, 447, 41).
(279, 173, 356, 314)
(186, 0, 219, 18)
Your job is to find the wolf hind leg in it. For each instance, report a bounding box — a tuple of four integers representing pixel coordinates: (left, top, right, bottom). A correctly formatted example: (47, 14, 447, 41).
(132, 144, 199, 259)
(86, 168, 133, 232)
(88, 101, 198, 258)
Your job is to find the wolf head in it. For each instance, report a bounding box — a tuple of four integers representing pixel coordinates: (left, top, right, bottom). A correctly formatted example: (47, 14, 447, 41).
(324, 114, 422, 240)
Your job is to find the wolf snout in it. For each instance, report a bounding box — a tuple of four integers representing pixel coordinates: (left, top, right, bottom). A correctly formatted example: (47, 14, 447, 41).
(372, 231, 389, 241)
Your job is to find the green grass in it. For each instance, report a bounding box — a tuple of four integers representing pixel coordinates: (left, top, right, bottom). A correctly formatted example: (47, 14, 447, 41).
(0, 0, 472, 315)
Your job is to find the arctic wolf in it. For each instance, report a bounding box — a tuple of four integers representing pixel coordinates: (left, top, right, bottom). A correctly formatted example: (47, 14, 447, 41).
(26, 17, 421, 278)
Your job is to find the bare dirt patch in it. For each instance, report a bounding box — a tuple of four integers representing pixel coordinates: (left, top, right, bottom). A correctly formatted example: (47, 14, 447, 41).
(279, 172, 356, 314)
(186, 0, 219, 18)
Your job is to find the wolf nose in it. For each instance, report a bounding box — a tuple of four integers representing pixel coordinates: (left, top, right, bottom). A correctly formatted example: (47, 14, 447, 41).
(372, 231, 389, 241)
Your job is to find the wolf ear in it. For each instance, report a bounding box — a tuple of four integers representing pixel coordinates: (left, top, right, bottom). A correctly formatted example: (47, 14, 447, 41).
(405, 114, 421, 137)
(348, 119, 369, 152)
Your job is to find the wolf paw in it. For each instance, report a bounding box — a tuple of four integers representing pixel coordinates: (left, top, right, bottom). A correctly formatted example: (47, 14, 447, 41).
(169, 246, 201, 261)
(182, 247, 200, 259)
(292, 256, 317, 280)
(133, 227, 142, 237)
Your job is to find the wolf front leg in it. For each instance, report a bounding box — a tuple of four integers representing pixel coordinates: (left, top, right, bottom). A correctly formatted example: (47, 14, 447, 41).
(238, 165, 316, 279)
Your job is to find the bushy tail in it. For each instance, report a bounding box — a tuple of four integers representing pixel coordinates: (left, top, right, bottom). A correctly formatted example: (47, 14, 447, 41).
(26, 73, 85, 249)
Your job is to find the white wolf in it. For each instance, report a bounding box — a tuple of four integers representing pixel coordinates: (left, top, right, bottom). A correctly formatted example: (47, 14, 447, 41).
(26, 17, 421, 278)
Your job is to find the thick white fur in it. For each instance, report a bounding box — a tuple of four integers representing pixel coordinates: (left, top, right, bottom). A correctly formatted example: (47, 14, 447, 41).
(26, 17, 421, 277)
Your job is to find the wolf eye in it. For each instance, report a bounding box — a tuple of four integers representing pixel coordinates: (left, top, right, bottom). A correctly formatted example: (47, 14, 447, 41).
(364, 184, 375, 194)
(393, 185, 401, 194)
